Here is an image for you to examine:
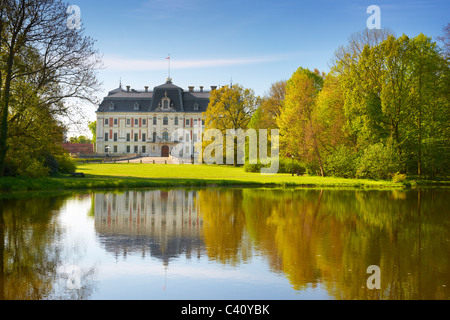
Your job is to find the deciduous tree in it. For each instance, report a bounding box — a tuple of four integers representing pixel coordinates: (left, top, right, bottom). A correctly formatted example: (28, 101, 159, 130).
(277, 68, 325, 176)
(0, 0, 101, 176)
(202, 84, 260, 164)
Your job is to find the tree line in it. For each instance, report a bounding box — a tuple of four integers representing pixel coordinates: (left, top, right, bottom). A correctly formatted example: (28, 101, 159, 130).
(204, 27, 449, 180)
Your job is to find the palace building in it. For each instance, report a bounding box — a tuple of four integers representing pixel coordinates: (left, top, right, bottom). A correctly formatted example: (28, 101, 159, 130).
(96, 78, 216, 158)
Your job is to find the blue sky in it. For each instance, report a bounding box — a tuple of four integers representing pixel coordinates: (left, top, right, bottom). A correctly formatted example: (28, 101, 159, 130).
(68, 0, 449, 136)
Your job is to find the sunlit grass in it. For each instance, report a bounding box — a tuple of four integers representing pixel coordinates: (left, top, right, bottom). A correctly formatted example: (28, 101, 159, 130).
(74, 163, 402, 188)
(1, 162, 428, 192)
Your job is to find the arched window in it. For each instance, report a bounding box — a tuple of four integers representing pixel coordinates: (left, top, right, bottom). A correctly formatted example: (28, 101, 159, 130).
(163, 116, 168, 125)
(153, 132, 157, 142)
(174, 116, 178, 126)
(153, 116, 157, 125)
(163, 100, 169, 109)
(162, 131, 169, 141)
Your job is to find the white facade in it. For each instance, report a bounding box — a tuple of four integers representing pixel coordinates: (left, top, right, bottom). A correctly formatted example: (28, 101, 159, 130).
(95, 79, 212, 158)
(96, 112, 204, 157)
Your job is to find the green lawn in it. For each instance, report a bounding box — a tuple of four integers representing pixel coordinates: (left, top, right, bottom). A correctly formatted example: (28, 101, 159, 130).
(75, 163, 404, 188)
(0, 162, 420, 192)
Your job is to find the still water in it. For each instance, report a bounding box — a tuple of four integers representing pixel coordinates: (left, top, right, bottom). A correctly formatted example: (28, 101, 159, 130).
(0, 188, 448, 300)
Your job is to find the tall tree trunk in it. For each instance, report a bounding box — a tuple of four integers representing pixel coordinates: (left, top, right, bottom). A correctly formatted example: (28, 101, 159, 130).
(308, 118, 324, 177)
(0, 48, 16, 177)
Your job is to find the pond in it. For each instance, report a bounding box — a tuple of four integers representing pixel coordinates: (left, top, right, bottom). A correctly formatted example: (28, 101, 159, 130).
(0, 188, 448, 300)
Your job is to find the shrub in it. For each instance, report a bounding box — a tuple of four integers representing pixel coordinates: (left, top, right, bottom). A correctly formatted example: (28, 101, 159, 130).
(278, 157, 306, 174)
(244, 157, 306, 174)
(4, 149, 49, 177)
(324, 146, 357, 178)
(45, 153, 60, 175)
(17, 158, 50, 178)
(55, 153, 77, 174)
(392, 172, 406, 183)
(356, 139, 400, 180)
(243, 163, 263, 172)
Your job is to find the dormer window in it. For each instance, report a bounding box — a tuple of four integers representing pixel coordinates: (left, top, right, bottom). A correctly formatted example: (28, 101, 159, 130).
(134, 102, 140, 110)
(161, 91, 171, 111)
(194, 103, 199, 111)
(163, 100, 169, 109)
(109, 102, 114, 110)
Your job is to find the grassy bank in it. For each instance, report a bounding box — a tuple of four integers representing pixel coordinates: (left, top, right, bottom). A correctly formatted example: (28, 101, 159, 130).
(0, 163, 423, 192)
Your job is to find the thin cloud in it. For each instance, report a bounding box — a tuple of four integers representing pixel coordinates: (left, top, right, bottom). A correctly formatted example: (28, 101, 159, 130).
(103, 55, 288, 71)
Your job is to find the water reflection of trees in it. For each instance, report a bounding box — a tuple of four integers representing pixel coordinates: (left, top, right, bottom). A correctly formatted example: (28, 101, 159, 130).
(0, 193, 95, 300)
(197, 188, 450, 300)
(96, 188, 449, 300)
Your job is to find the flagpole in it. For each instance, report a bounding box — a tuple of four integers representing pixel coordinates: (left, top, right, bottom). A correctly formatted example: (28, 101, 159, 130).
(167, 54, 170, 81)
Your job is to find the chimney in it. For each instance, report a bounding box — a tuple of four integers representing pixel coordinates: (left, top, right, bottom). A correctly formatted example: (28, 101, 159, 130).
(126, 85, 130, 92)
(144, 86, 149, 93)
(211, 86, 217, 91)
(188, 86, 194, 92)
(199, 86, 204, 92)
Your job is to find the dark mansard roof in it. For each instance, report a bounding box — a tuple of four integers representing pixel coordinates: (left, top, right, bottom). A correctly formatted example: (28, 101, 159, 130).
(96, 79, 212, 114)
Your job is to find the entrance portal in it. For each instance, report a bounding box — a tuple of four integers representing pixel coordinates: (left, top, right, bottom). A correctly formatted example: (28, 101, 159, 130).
(161, 145, 169, 157)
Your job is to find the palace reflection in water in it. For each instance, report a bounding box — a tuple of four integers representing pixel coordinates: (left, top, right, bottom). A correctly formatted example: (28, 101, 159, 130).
(0, 188, 449, 300)
(94, 190, 205, 265)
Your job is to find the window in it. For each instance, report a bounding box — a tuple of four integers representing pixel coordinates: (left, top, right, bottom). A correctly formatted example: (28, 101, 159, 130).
(134, 133, 138, 142)
(109, 102, 114, 110)
(134, 102, 139, 110)
(153, 117, 157, 125)
(127, 145, 130, 153)
(194, 119, 198, 126)
(185, 119, 190, 126)
(142, 146, 146, 154)
(126, 133, 130, 142)
(105, 146, 109, 153)
(142, 133, 146, 142)
(114, 118, 118, 126)
(126, 119, 131, 126)
(104, 133, 108, 142)
(174, 117, 178, 125)
(135, 119, 139, 126)
(134, 146, 138, 153)
(163, 116, 168, 125)
(153, 132, 157, 142)
(193, 133, 197, 142)
(104, 118, 109, 126)
(202, 119, 205, 126)
(194, 103, 199, 111)
(163, 99, 169, 110)
(113, 145, 118, 153)
(142, 119, 146, 126)
(113, 133, 118, 142)
(162, 132, 169, 141)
